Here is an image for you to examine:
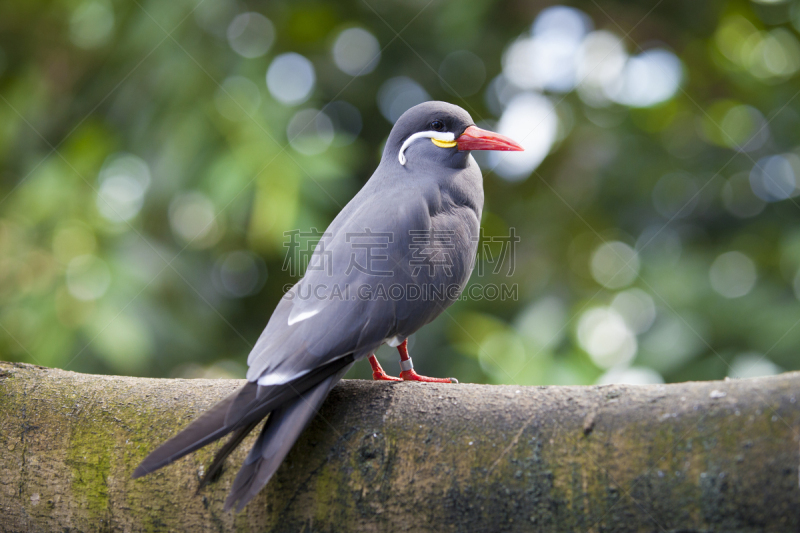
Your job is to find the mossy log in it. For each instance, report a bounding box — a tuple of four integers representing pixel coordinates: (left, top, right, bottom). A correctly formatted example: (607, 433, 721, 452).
(1, 361, 799, 532)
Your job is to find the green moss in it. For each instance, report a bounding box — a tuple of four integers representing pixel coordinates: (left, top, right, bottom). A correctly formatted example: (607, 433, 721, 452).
(65, 416, 113, 520)
(312, 460, 349, 525)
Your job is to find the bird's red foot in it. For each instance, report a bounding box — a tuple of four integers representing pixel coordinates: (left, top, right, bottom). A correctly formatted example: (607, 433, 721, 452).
(372, 370, 402, 381)
(368, 354, 402, 381)
(399, 369, 458, 383)
(394, 340, 458, 383)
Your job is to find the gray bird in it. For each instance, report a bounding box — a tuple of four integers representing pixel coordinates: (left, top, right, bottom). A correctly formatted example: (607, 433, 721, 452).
(132, 101, 523, 511)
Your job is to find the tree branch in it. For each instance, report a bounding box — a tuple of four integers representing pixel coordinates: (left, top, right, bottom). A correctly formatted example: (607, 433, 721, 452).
(1, 361, 798, 532)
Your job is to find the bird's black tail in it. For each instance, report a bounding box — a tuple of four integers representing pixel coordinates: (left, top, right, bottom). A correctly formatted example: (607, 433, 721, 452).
(224, 364, 350, 511)
(196, 418, 261, 492)
(131, 355, 354, 503)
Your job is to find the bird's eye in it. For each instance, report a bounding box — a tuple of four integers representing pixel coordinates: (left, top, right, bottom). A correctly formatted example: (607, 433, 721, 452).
(430, 120, 445, 132)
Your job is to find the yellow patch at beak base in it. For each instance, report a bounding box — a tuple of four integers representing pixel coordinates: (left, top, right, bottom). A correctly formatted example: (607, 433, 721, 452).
(431, 138, 458, 148)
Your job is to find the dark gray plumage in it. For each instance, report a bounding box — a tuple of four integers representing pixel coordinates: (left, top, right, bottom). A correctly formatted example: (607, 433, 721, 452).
(132, 101, 522, 511)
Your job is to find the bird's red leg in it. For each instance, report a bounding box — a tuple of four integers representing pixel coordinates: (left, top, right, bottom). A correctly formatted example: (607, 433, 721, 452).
(369, 354, 402, 381)
(397, 340, 458, 383)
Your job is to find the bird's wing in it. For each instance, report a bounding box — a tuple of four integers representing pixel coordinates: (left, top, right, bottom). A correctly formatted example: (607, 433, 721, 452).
(245, 185, 434, 384)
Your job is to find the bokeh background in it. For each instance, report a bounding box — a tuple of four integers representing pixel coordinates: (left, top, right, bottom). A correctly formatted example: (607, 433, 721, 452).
(2, 0, 800, 386)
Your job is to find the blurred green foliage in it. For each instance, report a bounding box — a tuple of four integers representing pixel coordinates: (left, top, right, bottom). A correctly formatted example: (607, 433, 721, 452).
(2, 0, 800, 386)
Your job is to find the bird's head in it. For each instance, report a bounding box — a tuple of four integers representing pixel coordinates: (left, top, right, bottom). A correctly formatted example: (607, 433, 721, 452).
(384, 101, 523, 169)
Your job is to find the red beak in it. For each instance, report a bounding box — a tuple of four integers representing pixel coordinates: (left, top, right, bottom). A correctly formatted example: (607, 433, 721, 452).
(456, 125, 524, 152)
